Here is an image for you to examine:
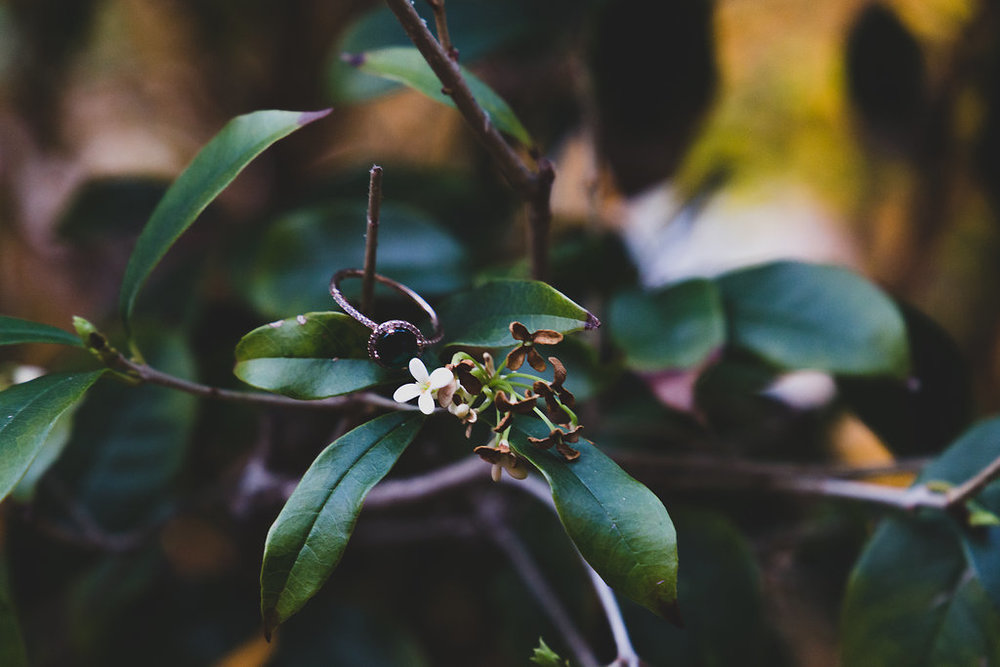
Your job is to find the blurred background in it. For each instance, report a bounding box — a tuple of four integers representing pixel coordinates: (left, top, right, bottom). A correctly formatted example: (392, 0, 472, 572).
(1, 0, 999, 664)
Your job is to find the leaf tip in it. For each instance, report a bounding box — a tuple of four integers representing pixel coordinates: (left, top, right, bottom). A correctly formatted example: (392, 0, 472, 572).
(262, 607, 280, 642)
(298, 108, 333, 126)
(584, 312, 601, 330)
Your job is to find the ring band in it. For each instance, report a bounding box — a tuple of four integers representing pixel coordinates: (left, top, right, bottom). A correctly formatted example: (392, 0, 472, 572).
(329, 269, 443, 367)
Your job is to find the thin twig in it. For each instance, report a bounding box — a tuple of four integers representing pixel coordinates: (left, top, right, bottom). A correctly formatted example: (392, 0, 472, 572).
(943, 453, 1000, 509)
(361, 165, 383, 315)
(382, 0, 554, 280)
(114, 352, 413, 412)
(366, 456, 488, 509)
(474, 492, 601, 667)
(424, 0, 456, 59)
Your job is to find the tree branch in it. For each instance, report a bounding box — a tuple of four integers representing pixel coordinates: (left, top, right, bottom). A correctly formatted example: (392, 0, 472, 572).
(424, 0, 456, 59)
(113, 352, 413, 412)
(382, 0, 554, 280)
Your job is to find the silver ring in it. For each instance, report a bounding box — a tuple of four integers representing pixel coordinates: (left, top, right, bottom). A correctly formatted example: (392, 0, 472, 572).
(329, 269, 443, 367)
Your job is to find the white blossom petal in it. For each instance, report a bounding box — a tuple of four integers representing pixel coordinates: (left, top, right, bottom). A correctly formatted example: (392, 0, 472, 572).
(417, 391, 436, 415)
(408, 357, 429, 383)
(428, 367, 454, 390)
(393, 383, 422, 404)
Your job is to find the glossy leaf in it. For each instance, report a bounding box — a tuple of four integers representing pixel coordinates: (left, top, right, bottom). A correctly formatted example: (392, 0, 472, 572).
(509, 420, 679, 622)
(0, 555, 27, 667)
(717, 261, 909, 377)
(441, 280, 600, 349)
(233, 312, 394, 399)
(345, 46, 532, 146)
(0, 315, 81, 347)
(10, 399, 79, 502)
(842, 417, 1000, 664)
(260, 412, 425, 635)
(118, 108, 330, 328)
(609, 280, 724, 370)
(0, 371, 104, 503)
(248, 202, 467, 316)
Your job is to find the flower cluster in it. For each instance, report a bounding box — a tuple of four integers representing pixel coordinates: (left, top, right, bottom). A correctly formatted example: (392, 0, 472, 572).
(392, 321, 585, 481)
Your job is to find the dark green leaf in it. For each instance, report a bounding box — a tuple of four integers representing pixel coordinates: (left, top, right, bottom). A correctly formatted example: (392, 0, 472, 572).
(842, 418, 1000, 665)
(118, 108, 330, 328)
(620, 511, 781, 667)
(609, 280, 724, 371)
(842, 516, 1000, 666)
(0, 370, 104, 503)
(509, 420, 679, 622)
(248, 203, 467, 317)
(53, 336, 196, 531)
(441, 280, 600, 349)
(717, 261, 909, 377)
(233, 312, 394, 399)
(260, 412, 425, 634)
(0, 315, 81, 347)
(919, 417, 1000, 616)
(345, 47, 532, 146)
(0, 554, 28, 667)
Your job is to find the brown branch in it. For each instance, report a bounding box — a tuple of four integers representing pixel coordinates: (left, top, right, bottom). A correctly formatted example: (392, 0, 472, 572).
(382, 0, 554, 280)
(113, 352, 413, 412)
(424, 0, 456, 59)
(361, 164, 383, 315)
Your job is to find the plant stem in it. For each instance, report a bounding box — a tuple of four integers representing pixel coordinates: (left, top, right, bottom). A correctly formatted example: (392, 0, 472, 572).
(424, 0, 456, 59)
(361, 164, 383, 315)
(382, 0, 554, 280)
(113, 352, 411, 412)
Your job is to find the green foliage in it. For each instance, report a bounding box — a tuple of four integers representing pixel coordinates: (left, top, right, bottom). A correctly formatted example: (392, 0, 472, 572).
(260, 412, 425, 636)
(0, 315, 81, 347)
(529, 637, 568, 666)
(54, 336, 197, 531)
(118, 109, 330, 330)
(842, 417, 1000, 665)
(248, 202, 468, 316)
(0, 370, 105, 503)
(717, 261, 910, 377)
(233, 312, 395, 399)
(441, 280, 599, 348)
(609, 279, 724, 371)
(509, 420, 680, 623)
(344, 46, 533, 147)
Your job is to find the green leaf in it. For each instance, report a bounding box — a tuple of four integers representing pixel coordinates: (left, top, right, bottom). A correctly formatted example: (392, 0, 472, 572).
(441, 280, 600, 349)
(529, 637, 568, 666)
(345, 46, 533, 146)
(118, 108, 331, 329)
(717, 261, 909, 377)
(0, 370, 104, 503)
(609, 280, 724, 371)
(842, 516, 1000, 666)
(247, 202, 468, 317)
(53, 336, 196, 532)
(10, 399, 79, 502)
(233, 312, 395, 399)
(0, 315, 81, 347)
(842, 417, 1000, 665)
(509, 420, 679, 623)
(260, 412, 425, 635)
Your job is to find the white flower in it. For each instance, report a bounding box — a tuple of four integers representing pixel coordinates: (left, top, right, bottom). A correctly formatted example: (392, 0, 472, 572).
(393, 358, 454, 415)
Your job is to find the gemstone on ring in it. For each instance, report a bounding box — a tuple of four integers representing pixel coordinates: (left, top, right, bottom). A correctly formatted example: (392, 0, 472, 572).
(368, 320, 423, 368)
